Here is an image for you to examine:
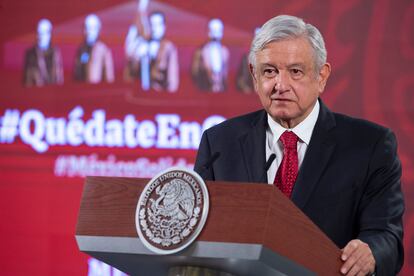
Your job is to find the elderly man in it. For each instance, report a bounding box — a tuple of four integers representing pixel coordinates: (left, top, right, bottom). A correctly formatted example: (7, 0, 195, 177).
(194, 15, 404, 276)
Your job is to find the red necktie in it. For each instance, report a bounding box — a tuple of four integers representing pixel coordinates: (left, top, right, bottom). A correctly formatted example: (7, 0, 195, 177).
(274, 131, 299, 197)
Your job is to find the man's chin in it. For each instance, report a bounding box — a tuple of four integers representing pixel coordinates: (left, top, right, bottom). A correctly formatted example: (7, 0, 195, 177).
(268, 110, 294, 122)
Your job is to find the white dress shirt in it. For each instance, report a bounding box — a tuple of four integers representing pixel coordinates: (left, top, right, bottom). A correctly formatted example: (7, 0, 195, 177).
(266, 101, 320, 184)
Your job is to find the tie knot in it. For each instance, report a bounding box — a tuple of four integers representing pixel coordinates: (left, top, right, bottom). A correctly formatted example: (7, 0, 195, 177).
(280, 131, 298, 149)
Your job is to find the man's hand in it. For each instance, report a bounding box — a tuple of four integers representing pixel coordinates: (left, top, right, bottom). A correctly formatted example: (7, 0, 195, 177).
(340, 239, 375, 275)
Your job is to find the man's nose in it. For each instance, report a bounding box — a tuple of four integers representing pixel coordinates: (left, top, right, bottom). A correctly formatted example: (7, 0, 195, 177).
(274, 71, 290, 93)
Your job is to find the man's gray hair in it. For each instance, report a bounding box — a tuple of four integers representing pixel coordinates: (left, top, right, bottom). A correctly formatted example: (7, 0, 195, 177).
(249, 15, 327, 71)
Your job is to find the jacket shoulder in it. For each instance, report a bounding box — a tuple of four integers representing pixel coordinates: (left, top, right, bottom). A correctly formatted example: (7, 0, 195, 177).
(334, 112, 389, 132)
(205, 110, 265, 137)
(332, 112, 393, 144)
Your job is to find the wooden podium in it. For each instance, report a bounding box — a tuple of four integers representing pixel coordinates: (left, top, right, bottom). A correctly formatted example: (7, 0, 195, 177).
(76, 176, 342, 275)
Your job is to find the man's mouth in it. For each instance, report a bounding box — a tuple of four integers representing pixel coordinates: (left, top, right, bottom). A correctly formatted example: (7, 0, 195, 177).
(271, 98, 292, 102)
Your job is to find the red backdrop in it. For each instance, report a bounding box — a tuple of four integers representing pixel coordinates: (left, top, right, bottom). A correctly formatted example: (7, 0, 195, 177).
(0, 0, 413, 275)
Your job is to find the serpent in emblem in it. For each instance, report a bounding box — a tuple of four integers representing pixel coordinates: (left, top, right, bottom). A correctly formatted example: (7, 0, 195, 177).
(151, 179, 195, 221)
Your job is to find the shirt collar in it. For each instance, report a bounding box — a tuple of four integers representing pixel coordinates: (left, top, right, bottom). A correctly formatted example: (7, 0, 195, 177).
(267, 100, 320, 145)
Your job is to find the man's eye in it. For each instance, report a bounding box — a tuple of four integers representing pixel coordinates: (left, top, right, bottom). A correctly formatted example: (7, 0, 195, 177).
(291, 69, 303, 77)
(263, 69, 277, 77)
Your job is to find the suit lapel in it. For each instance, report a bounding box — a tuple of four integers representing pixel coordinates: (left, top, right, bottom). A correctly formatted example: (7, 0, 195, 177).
(238, 111, 267, 183)
(291, 100, 337, 209)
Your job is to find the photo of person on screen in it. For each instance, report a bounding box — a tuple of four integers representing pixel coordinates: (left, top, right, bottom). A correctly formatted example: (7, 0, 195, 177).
(191, 18, 229, 93)
(236, 28, 261, 94)
(73, 14, 114, 83)
(23, 19, 64, 87)
(124, 0, 179, 92)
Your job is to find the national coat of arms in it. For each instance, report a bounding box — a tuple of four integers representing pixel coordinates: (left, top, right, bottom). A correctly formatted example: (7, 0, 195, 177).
(135, 167, 209, 254)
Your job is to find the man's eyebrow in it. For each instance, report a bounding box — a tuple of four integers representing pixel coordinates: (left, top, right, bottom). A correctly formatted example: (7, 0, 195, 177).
(287, 63, 306, 68)
(257, 63, 306, 69)
(258, 63, 276, 68)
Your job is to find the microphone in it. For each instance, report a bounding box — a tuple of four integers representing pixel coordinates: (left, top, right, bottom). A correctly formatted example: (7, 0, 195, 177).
(260, 153, 276, 183)
(198, 152, 220, 180)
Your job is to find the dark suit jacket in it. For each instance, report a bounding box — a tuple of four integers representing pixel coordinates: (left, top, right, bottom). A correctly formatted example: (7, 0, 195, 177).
(194, 100, 404, 276)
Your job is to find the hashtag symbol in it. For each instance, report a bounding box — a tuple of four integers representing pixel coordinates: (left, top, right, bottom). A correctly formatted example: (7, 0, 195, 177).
(0, 109, 20, 143)
(54, 155, 67, 177)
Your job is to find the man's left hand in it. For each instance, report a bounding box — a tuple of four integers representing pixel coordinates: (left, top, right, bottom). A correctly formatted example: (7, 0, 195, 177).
(340, 239, 375, 275)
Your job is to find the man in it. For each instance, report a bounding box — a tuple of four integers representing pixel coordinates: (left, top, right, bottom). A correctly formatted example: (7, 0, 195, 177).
(194, 15, 404, 276)
(236, 53, 254, 93)
(191, 18, 229, 92)
(236, 27, 260, 94)
(74, 14, 114, 83)
(124, 1, 179, 92)
(23, 18, 64, 87)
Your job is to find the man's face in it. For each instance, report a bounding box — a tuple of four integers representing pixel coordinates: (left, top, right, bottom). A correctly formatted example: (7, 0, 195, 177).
(208, 19, 223, 41)
(150, 14, 166, 40)
(250, 37, 330, 128)
(84, 15, 101, 45)
(37, 20, 52, 50)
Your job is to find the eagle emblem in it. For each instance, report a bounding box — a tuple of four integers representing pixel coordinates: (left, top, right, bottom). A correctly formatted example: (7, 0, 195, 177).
(135, 167, 209, 254)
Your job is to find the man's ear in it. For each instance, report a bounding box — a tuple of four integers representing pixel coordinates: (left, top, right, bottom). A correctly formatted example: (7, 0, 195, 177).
(249, 63, 259, 92)
(318, 63, 331, 94)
